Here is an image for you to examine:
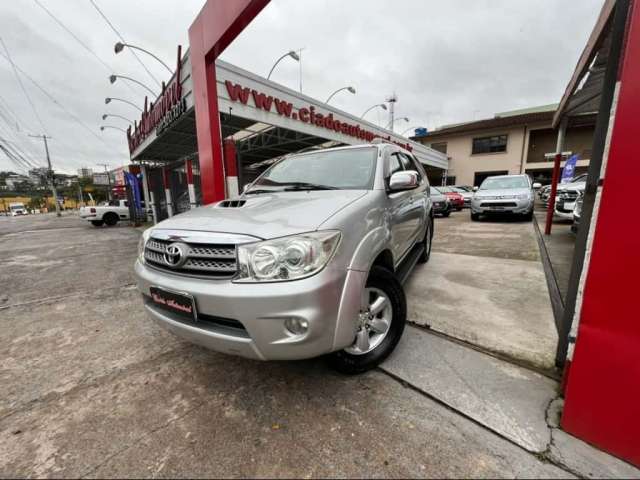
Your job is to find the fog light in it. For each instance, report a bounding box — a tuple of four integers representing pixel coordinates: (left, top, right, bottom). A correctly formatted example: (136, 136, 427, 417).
(284, 317, 309, 335)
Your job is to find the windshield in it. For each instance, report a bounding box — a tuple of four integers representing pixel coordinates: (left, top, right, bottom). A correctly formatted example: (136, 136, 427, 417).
(10, 205, 24, 210)
(437, 186, 452, 193)
(450, 187, 467, 193)
(250, 147, 377, 192)
(430, 187, 442, 195)
(480, 176, 529, 190)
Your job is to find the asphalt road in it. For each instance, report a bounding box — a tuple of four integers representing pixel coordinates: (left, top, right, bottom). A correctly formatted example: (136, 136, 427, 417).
(0, 212, 571, 478)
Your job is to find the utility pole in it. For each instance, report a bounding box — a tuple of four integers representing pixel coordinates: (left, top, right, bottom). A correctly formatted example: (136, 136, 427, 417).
(97, 163, 112, 200)
(77, 179, 84, 207)
(29, 134, 60, 217)
(386, 93, 397, 131)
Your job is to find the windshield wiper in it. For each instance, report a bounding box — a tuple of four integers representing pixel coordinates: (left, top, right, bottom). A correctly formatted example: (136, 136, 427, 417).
(281, 182, 339, 191)
(244, 188, 280, 195)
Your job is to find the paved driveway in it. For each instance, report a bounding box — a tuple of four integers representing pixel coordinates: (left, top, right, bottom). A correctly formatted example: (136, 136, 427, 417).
(0, 213, 572, 478)
(405, 210, 558, 370)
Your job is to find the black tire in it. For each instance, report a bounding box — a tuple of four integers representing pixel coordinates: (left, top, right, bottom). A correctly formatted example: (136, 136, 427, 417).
(328, 266, 406, 375)
(91, 220, 104, 227)
(103, 212, 118, 226)
(471, 212, 480, 221)
(417, 216, 433, 264)
(523, 210, 534, 221)
(442, 211, 451, 218)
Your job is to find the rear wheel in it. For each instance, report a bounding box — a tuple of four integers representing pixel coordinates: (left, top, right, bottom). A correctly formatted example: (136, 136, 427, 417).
(328, 266, 406, 374)
(103, 213, 118, 226)
(471, 212, 480, 221)
(91, 220, 104, 227)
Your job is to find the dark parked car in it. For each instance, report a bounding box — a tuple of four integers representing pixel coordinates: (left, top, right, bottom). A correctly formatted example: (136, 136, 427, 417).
(430, 187, 451, 217)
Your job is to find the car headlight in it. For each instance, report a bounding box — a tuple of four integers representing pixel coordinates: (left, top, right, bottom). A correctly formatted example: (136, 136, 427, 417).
(138, 229, 151, 263)
(514, 194, 529, 200)
(234, 231, 341, 283)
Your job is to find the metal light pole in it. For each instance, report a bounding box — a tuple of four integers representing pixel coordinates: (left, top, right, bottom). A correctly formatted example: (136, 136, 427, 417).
(109, 75, 158, 97)
(114, 42, 173, 74)
(105, 97, 142, 112)
(28, 134, 60, 217)
(386, 94, 397, 130)
(100, 125, 127, 133)
(325, 86, 356, 104)
(267, 50, 300, 80)
(360, 103, 387, 118)
(386, 116, 409, 130)
(102, 113, 133, 125)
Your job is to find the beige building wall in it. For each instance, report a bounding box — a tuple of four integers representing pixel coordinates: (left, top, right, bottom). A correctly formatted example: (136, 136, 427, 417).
(420, 120, 593, 186)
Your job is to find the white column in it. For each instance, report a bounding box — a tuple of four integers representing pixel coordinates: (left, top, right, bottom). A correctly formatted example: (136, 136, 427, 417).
(165, 188, 173, 217)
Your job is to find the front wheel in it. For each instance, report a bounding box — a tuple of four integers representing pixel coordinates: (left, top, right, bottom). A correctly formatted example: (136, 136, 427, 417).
(328, 266, 406, 374)
(471, 212, 480, 221)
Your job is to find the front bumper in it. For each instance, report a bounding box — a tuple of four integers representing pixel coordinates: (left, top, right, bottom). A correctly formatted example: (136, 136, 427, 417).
(134, 260, 365, 361)
(471, 197, 533, 215)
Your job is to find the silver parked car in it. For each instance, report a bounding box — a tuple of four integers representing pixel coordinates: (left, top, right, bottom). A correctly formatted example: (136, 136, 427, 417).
(470, 174, 538, 221)
(135, 144, 433, 373)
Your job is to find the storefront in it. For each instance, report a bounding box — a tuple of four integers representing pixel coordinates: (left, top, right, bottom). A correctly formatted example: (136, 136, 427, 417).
(128, 27, 447, 223)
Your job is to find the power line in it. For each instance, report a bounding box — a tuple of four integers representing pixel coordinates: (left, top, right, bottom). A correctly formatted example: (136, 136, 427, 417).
(0, 48, 124, 157)
(0, 114, 43, 168)
(88, 0, 162, 89)
(0, 37, 48, 135)
(32, 0, 140, 98)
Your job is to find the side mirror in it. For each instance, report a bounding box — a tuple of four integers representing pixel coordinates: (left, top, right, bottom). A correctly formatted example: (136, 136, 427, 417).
(389, 171, 419, 192)
(532, 182, 542, 189)
(472, 186, 479, 192)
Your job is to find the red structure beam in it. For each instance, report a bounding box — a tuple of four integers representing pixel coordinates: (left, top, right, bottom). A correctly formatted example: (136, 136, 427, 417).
(188, 0, 270, 205)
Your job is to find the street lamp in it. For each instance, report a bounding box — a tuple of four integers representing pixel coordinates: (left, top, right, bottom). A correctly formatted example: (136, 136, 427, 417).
(386, 116, 410, 129)
(105, 97, 142, 112)
(267, 50, 300, 80)
(102, 113, 133, 125)
(325, 86, 356, 104)
(360, 103, 387, 118)
(114, 42, 173, 74)
(100, 125, 127, 133)
(109, 75, 158, 97)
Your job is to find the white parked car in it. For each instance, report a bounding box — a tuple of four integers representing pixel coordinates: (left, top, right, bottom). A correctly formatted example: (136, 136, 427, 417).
(9, 202, 27, 216)
(80, 199, 130, 226)
(554, 176, 587, 220)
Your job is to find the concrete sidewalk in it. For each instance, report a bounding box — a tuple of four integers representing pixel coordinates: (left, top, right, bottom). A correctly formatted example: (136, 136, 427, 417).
(405, 211, 558, 371)
(381, 326, 640, 479)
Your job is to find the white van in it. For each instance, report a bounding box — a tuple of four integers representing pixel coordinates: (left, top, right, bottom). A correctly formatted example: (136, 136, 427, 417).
(9, 202, 27, 216)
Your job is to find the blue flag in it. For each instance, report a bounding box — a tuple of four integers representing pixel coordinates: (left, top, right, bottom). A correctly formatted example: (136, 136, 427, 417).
(561, 154, 579, 183)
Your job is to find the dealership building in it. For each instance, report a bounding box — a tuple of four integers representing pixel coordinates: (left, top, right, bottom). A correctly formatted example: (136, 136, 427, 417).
(127, 46, 446, 223)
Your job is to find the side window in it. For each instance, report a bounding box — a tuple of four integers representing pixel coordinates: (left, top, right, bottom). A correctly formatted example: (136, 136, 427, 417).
(409, 155, 426, 184)
(124, 201, 129, 207)
(388, 154, 403, 177)
(397, 152, 413, 171)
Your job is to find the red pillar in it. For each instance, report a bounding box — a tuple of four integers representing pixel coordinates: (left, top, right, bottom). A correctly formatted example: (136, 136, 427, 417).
(188, 0, 270, 205)
(544, 153, 562, 235)
(223, 139, 239, 197)
(562, 0, 640, 466)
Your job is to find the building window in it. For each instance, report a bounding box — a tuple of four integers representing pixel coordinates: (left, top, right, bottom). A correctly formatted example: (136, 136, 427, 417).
(472, 135, 508, 154)
(430, 142, 447, 154)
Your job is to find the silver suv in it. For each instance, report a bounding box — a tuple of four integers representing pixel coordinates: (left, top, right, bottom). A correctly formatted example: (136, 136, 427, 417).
(135, 144, 433, 373)
(471, 174, 537, 221)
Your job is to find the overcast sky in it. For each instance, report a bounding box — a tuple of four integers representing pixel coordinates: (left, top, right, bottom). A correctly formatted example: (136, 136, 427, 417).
(0, 0, 603, 174)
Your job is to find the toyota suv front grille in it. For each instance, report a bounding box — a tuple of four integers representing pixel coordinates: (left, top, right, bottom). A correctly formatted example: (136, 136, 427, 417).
(144, 237, 237, 278)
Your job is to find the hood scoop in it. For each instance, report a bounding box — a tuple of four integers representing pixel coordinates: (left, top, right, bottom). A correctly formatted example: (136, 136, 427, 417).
(217, 199, 247, 208)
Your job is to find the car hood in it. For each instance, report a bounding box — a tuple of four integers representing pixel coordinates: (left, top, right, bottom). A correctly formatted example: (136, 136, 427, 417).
(557, 181, 586, 192)
(431, 193, 447, 202)
(474, 188, 530, 198)
(152, 190, 369, 239)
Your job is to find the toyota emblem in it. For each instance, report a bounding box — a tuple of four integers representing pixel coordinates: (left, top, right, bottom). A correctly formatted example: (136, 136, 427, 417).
(163, 242, 187, 268)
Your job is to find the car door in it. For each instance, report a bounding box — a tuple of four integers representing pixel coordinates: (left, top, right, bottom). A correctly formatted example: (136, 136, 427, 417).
(386, 151, 416, 264)
(399, 152, 428, 248)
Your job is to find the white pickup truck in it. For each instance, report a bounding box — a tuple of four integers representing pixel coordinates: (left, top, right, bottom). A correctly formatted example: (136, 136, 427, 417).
(80, 199, 130, 226)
